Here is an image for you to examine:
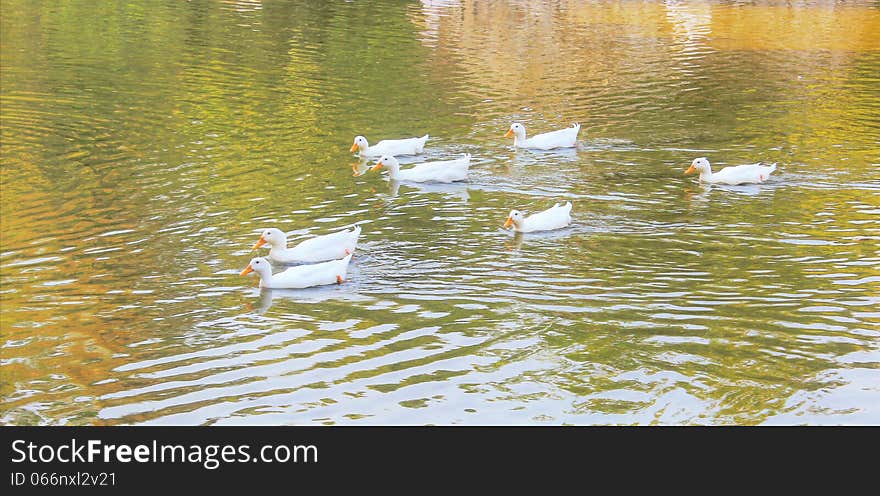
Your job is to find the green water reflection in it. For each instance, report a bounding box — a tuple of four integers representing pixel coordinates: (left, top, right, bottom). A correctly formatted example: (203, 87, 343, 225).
(1, 0, 878, 425)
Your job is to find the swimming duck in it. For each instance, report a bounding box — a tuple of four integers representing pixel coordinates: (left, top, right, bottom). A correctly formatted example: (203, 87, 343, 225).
(503, 202, 573, 233)
(252, 226, 361, 264)
(370, 154, 471, 183)
(685, 157, 777, 185)
(504, 122, 580, 150)
(350, 134, 429, 158)
(240, 254, 353, 289)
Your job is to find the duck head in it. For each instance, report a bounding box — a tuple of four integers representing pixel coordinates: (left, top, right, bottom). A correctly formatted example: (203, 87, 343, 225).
(252, 228, 287, 251)
(350, 136, 369, 153)
(686, 157, 711, 175)
(240, 257, 272, 279)
(503, 210, 524, 229)
(370, 155, 400, 174)
(504, 123, 526, 140)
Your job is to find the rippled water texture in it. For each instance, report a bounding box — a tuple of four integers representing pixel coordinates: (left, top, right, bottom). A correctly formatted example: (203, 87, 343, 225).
(2, 0, 879, 425)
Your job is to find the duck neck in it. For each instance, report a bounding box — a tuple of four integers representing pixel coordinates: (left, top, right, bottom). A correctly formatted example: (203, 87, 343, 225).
(254, 266, 273, 285)
(513, 131, 527, 147)
(385, 163, 401, 179)
(268, 235, 288, 251)
(699, 165, 713, 182)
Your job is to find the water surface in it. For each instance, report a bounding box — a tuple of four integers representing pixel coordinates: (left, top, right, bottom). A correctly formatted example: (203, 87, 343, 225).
(1, 0, 879, 425)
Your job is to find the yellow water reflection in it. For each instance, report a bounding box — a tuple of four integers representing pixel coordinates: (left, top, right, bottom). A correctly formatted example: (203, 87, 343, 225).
(1, 0, 878, 425)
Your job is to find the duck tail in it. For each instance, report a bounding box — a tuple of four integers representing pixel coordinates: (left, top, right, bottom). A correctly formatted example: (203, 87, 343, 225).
(337, 253, 353, 282)
(767, 162, 777, 174)
(416, 134, 429, 153)
(349, 226, 361, 252)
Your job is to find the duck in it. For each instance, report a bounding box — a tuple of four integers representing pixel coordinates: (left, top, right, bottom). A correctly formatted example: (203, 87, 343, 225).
(350, 134, 429, 158)
(685, 157, 777, 185)
(240, 254, 353, 289)
(252, 226, 361, 264)
(503, 202, 573, 233)
(370, 154, 471, 183)
(504, 122, 580, 150)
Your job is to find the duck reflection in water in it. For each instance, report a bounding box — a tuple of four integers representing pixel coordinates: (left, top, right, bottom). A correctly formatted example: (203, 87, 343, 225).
(511, 144, 580, 165)
(683, 182, 767, 208)
(352, 158, 370, 177)
(387, 179, 470, 202)
(502, 225, 577, 252)
(246, 286, 369, 314)
(505, 231, 526, 251)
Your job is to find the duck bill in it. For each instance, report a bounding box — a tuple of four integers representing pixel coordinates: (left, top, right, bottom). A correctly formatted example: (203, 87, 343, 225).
(684, 165, 696, 175)
(239, 265, 254, 276)
(369, 161, 383, 172)
(251, 236, 267, 250)
(504, 129, 514, 138)
(503, 217, 514, 229)
(349, 143, 359, 153)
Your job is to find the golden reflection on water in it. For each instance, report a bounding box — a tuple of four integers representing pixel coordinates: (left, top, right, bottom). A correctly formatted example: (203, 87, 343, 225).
(1, 0, 879, 425)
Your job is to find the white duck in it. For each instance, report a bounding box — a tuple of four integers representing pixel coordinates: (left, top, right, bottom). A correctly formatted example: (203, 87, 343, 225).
(350, 134, 429, 158)
(685, 157, 777, 185)
(370, 154, 471, 183)
(240, 254, 353, 289)
(252, 226, 360, 264)
(503, 202, 573, 233)
(504, 122, 580, 150)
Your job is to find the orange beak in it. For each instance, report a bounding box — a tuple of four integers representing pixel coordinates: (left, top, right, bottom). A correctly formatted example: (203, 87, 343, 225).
(240, 264, 254, 276)
(370, 161, 383, 172)
(504, 129, 513, 138)
(685, 165, 696, 175)
(350, 142, 359, 153)
(503, 217, 513, 229)
(251, 236, 267, 250)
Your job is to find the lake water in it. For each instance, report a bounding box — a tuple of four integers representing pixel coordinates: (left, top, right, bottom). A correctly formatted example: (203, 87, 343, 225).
(1, 0, 878, 425)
